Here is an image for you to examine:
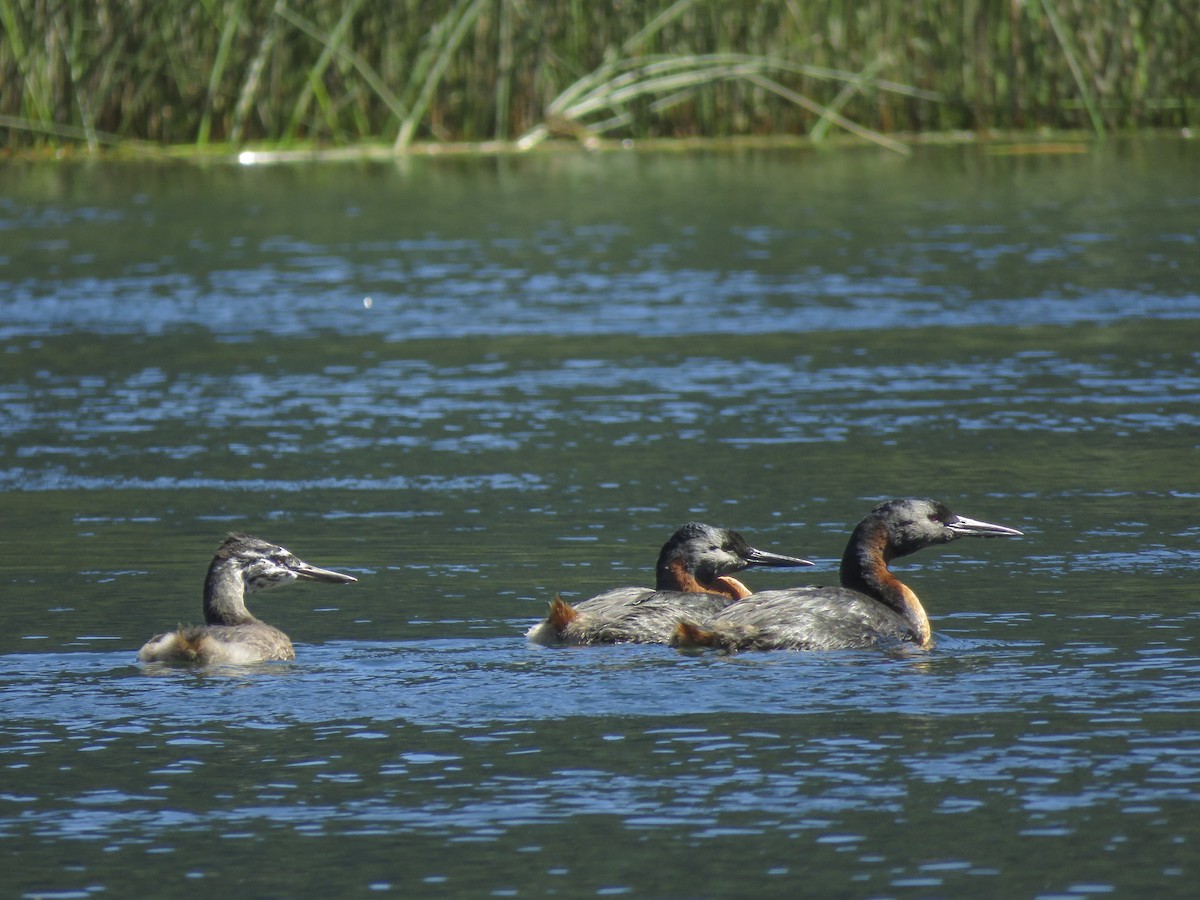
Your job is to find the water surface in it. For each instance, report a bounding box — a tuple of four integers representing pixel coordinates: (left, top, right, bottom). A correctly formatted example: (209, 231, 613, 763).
(1, 140, 1198, 897)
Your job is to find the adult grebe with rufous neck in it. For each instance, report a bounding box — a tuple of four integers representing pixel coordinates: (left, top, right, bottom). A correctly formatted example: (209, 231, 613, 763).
(138, 533, 357, 665)
(673, 498, 1022, 652)
(527, 521, 812, 646)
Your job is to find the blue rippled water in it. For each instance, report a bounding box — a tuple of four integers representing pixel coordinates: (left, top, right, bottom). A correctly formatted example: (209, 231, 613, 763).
(1, 141, 1198, 897)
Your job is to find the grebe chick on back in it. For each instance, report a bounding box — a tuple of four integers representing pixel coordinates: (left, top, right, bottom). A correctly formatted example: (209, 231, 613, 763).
(673, 498, 1022, 652)
(526, 521, 812, 646)
(138, 533, 358, 665)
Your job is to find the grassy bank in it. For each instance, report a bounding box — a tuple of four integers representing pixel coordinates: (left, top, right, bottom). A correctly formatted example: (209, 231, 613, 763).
(1, 0, 1195, 154)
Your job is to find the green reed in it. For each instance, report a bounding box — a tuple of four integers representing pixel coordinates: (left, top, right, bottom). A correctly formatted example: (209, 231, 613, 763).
(0, 0, 1193, 152)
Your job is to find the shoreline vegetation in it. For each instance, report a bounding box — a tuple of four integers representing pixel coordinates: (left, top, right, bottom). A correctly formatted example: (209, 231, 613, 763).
(1, 0, 1195, 160)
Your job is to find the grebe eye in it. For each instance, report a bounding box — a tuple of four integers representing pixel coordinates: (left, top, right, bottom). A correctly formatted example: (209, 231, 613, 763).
(928, 514, 941, 523)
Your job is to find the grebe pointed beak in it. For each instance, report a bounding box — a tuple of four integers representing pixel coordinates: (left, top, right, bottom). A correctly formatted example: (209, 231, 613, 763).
(744, 547, 815, 568)
(291, 561, 358, 584)
(947, 514, 1023, 538)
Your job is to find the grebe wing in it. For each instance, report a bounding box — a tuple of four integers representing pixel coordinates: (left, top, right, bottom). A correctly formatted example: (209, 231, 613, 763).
(572, 586, 656, 617)
(691, 587, 918, 651)
(528, 589, 739, 646)
(581, 590, 732, 644)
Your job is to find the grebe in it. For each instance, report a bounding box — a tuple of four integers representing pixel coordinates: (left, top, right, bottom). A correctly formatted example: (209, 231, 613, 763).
(526, 521, 812, 646)
(137, 533, 357, 665)
(672, 498, 1022, 652)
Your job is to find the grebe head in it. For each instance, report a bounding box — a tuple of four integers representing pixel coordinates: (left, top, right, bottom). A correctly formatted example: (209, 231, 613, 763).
(867, 498, 1023, 560)
(655, 522, 812, 589)
(210, 533, 358, 595)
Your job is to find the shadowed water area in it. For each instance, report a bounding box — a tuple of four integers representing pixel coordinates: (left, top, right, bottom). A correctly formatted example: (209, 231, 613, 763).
(1, 141, 1198, 897)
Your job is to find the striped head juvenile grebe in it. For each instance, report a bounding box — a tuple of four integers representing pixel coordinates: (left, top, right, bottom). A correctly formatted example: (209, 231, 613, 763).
(137, 533, 357, 665)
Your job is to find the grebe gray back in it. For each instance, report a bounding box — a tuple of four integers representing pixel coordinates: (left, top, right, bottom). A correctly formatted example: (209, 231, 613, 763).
(672, 498, 1022, 652)
(137, 533, 358, 665)
(526, 521, 812, 646)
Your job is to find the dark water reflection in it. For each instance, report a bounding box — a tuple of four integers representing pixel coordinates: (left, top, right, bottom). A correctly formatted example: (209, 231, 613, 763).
(1, 140, 1198, 897)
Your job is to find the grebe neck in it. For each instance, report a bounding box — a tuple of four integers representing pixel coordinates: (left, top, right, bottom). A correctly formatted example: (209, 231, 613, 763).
(658, 558, 746, 600)
(202, 563, 260, 627)
(839, 519, 931, 645)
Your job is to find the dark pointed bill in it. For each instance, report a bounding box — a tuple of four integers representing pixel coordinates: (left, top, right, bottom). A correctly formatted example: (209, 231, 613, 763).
(292, 561, 359, 583)
(947, 514, 1024, 538)
(744, 547, 815, 568)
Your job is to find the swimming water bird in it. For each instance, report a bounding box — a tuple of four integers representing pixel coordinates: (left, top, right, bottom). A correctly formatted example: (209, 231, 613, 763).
(671, 498, 1022, 652)
(137, 533, 358, 665)
(526, 521, 813, 646)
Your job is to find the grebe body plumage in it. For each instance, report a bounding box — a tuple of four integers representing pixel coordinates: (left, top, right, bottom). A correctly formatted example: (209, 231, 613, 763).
(527, 522, 812, 646)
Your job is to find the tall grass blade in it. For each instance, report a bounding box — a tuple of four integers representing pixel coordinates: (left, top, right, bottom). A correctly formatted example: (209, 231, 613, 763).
(395, 0, 487, 150)
(743, 72, 910, 154)
(278, 0, 366, 143)
(0, 114, 166, 154)
(230, 0, 287, 145)
(198, 0, 244, 146)
(1037, 0, 1106, 136)
(809, 55, 890, 144)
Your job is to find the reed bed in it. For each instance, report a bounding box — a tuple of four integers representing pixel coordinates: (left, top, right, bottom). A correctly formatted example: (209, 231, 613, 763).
(0, 0, 1194, 152)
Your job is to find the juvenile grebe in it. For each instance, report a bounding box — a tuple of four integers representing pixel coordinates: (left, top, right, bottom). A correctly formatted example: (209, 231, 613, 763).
(137, 533, 357, 665)
(672, 498, 1022, 652)
(526, 521, 812, 646)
